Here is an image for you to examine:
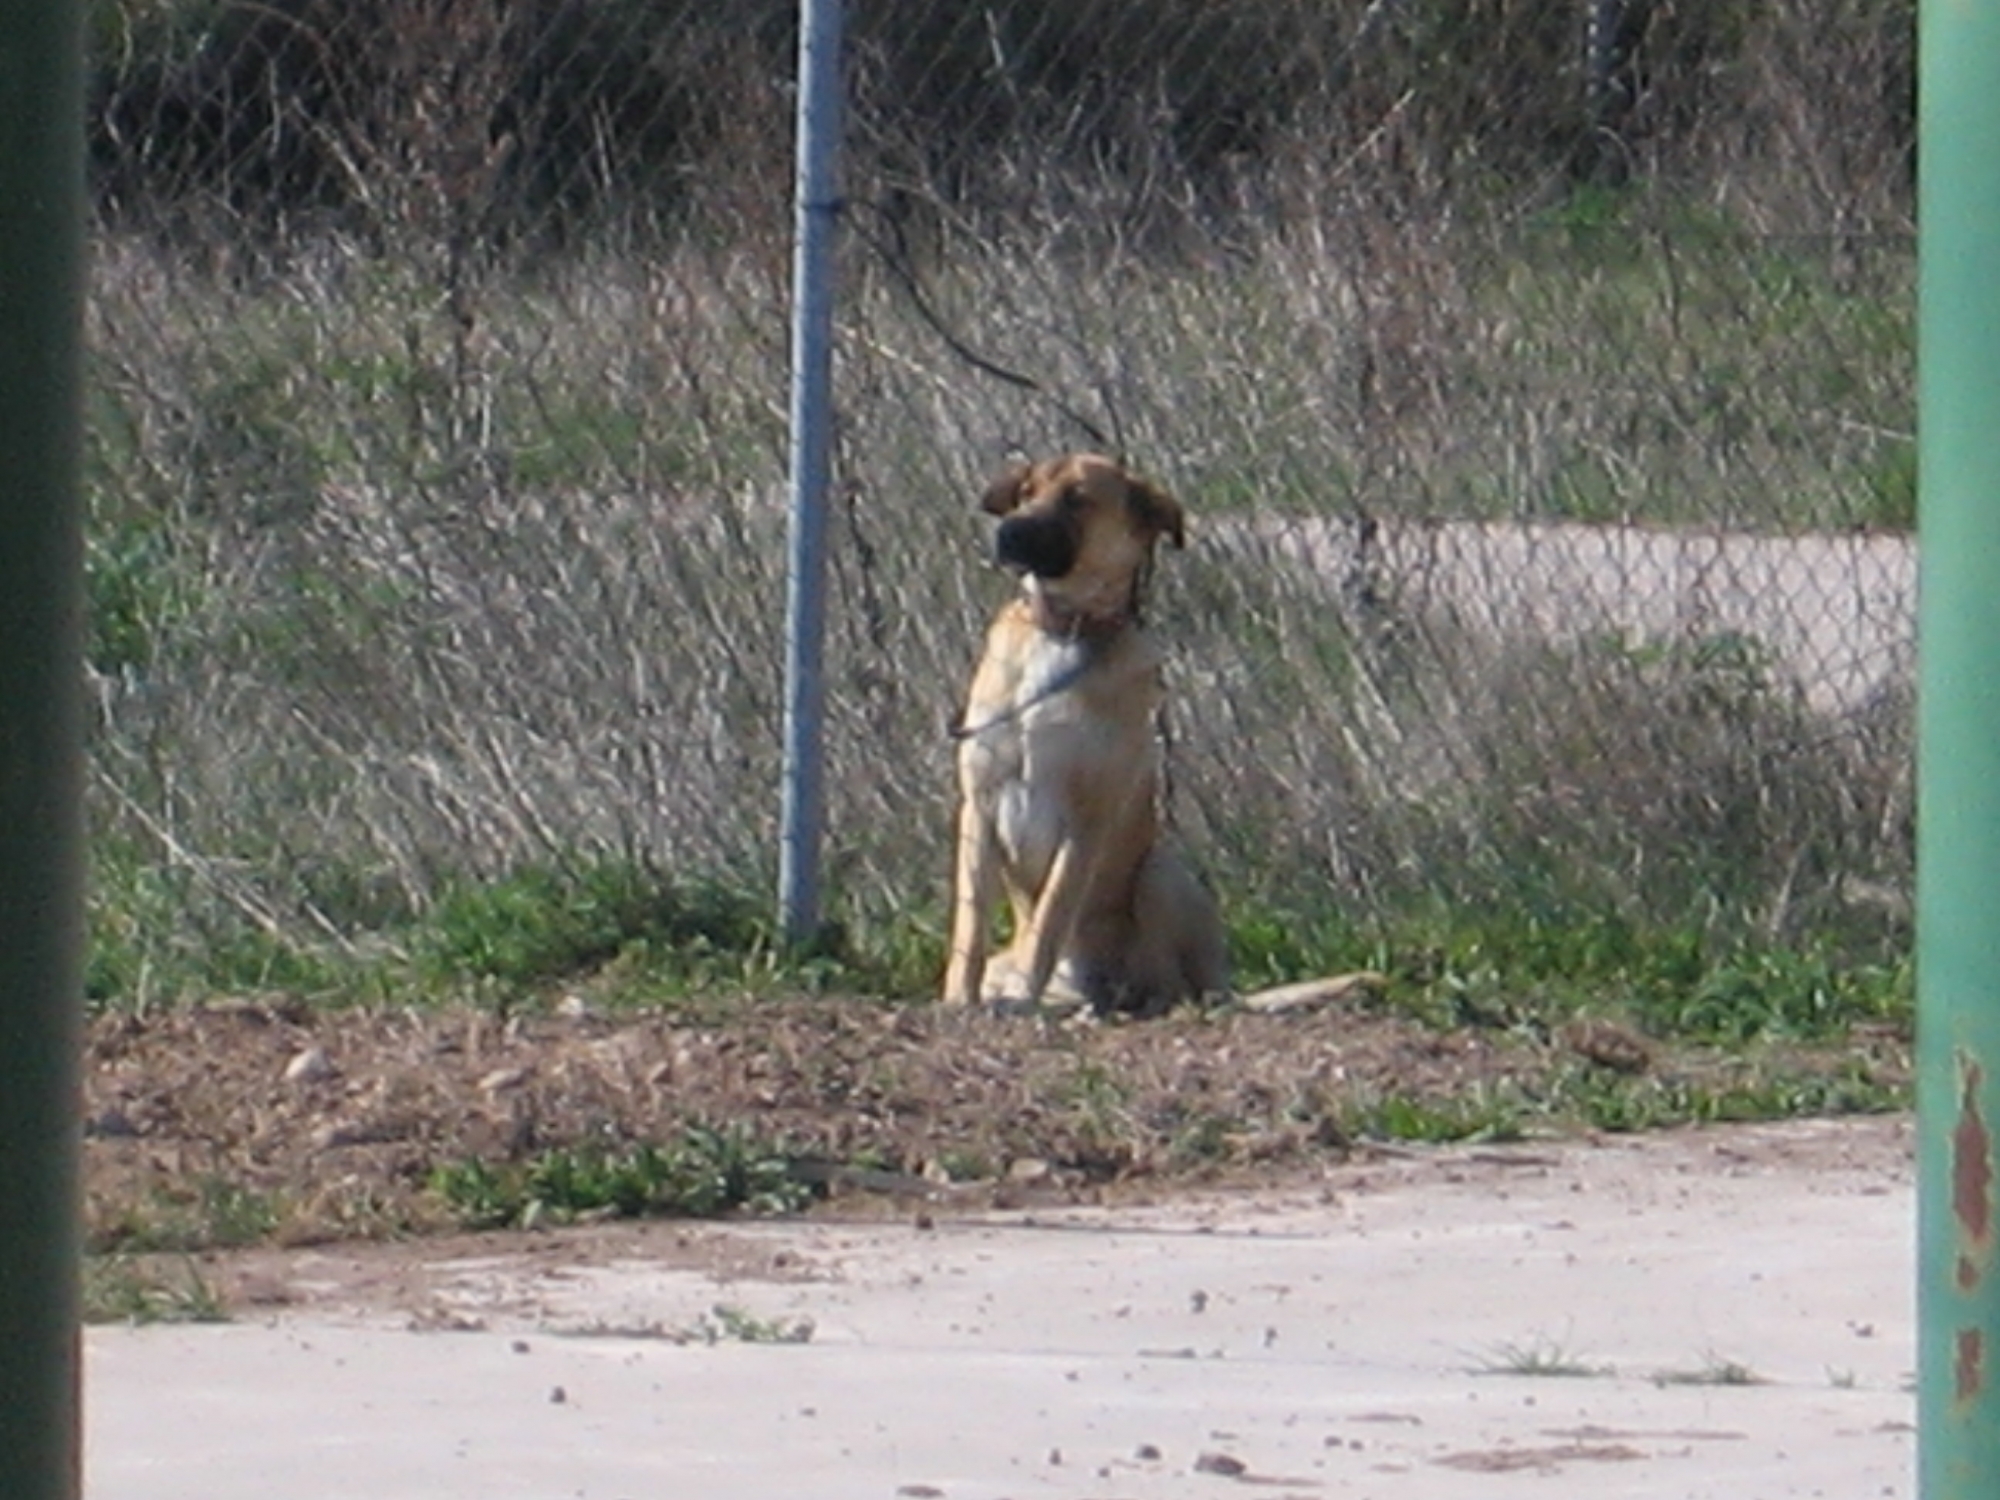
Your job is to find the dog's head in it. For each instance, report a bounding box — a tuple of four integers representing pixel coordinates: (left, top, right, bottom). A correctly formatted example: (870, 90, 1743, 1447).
(978, 454, 1186, 621)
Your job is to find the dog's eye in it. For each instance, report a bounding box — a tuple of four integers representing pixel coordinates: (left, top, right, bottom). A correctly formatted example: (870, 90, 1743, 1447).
(1057, 486, 1084, 513)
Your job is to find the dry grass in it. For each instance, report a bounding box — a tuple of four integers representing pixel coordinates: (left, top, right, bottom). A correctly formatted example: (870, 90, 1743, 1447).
(84, 179, 1912, 986)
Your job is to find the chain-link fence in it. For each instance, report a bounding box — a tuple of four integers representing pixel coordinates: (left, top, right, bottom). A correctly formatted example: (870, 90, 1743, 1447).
(82, 0, 1915, 996)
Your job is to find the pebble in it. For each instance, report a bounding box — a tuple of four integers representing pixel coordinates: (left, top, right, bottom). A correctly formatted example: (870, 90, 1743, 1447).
(283, 1047, 333, 1084)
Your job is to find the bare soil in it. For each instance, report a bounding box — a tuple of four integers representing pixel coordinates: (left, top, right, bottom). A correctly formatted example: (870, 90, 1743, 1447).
(81, 992, 1909, 1260)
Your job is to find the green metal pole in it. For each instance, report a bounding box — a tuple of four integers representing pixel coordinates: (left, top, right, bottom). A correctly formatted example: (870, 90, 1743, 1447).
(1920, 2, 2000, 1495)
(0, 0, 87, 1495)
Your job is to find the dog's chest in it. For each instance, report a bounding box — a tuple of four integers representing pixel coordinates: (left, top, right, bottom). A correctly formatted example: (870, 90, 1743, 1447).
(969, 637, 1094, 765)
(963, 635, 1154, 873)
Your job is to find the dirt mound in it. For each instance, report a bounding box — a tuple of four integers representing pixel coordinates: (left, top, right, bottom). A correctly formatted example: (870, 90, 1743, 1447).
(81, 993, 1904, 1252)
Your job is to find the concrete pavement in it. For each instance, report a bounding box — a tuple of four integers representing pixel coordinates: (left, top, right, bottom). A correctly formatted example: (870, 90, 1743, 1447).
(88, 1116, 1915, 1499)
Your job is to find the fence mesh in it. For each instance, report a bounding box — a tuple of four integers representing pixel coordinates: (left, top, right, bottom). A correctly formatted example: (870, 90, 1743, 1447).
(83, 0, 1915, 996)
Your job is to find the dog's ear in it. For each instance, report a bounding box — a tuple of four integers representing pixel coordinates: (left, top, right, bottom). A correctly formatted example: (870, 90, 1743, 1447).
(979, 462, 1031, 517)
(1127, 476, 1187, 550)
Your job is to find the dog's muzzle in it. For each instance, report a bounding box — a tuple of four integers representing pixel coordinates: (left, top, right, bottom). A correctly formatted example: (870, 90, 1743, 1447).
(994, 512, 1078, 580)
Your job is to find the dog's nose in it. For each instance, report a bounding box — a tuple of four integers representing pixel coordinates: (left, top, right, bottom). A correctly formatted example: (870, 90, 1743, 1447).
(994, 513, 1077, 579)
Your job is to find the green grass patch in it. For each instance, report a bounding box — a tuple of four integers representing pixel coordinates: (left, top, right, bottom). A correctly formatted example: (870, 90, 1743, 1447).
(86, 853, 889, 1011)
(414, 861, 776, 992)
(1232, 896, 1910, 1049)
(1471, 1337, 1611, 1379)
(89, 1176, 279, 1255)
(82, 1255, 230, 1325)
(411, 859, 954, 1009)
(431, 1123, 819, 1230)
(1548, 1058, 1904, 1134)
(694, 1304, 817, 1346)
(1328, 1058, 1903, 1150)
(86, 842, 1912, 1076)
(1634, 947, 1910, 1045)
(1346, 1090, 1528, 1146)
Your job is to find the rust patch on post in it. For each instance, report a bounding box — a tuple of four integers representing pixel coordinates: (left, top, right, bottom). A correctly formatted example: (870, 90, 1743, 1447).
(1961, 1328, 1987, 1404)
(1952, 1058, 1994, 1408)
(1955, 1057, 1993, 1266)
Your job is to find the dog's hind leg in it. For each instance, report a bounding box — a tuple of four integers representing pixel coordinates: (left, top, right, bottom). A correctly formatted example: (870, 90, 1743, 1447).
(1128, 845, 1229, 1009)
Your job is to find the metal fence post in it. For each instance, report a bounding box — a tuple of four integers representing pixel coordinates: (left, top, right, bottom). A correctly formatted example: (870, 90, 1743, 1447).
(779, 0, 846, 946)
(1583, 0, 1630, 181)
(1919, 0, 2000, 1493)
(0, 0, 88, 1492)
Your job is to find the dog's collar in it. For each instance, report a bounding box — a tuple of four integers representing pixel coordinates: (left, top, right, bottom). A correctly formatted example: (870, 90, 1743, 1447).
(1028, 594, 1134, 642)
(949, 596, 1134, 742)
(1026, 557, 1154, 639)
(950, 574, 1151, 743)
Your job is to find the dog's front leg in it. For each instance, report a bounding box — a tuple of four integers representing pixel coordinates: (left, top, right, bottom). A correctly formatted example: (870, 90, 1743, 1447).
(943, 798, 999, 1006)
(1018, 836, 1096, 1006)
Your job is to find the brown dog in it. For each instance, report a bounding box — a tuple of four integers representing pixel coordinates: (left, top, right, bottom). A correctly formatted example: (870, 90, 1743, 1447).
(942, 453, 1229, 1014)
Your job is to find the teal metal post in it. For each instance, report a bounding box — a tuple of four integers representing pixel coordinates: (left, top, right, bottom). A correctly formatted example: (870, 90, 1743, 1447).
(1920, 1, 2000, 1494)
(0, 0, 87, 1495)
